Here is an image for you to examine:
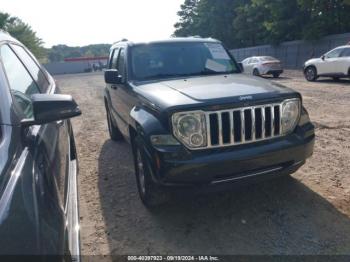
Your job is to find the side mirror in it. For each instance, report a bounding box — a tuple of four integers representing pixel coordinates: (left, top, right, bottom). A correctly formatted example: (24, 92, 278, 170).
(22, 94, 81, 126)
(238, 62, 244, 72)
(321, 55, 325, 60)
(104, 69, 122, 84)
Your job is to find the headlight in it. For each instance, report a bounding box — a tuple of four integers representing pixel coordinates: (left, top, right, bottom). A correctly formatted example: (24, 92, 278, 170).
(281, 99, 300, 134)
(172, 111, 207, 148)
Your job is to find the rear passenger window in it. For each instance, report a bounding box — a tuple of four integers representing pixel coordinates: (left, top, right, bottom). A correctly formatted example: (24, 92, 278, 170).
(10, 44, 50, 92)
(0, 44, 40, 119)
(110, 48, 119, 69)
(341, 48, 350, 57)
(117, 48, 126, 78)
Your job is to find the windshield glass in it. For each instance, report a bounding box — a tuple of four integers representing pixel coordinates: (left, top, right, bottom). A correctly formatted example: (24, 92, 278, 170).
(130, 42, 239, 81)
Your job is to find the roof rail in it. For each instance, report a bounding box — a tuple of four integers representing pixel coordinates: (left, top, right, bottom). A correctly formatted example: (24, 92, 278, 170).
(112, 38, 128, 45)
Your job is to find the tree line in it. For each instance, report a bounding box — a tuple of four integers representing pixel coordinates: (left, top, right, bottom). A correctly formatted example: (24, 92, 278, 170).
(48, 44, 111, 62)
(174, 0, 350, 49)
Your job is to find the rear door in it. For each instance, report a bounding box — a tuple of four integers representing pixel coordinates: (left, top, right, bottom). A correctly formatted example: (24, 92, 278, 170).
(248, 58, 259, 74)
(113, 47, 131, 136)
(339, 48, 350, 75)
(1, 43, 68, 253)
(108, 47, 124, 126)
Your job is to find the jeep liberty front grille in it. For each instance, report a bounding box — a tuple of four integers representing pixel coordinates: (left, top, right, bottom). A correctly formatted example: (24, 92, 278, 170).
(205, 103, 282, 148)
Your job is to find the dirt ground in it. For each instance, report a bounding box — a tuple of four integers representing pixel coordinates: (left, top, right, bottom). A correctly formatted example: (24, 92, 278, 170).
(56, 70, 350, 256)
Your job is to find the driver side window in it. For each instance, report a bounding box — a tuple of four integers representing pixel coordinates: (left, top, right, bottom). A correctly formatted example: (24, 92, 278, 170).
(0, 44, 40, 119)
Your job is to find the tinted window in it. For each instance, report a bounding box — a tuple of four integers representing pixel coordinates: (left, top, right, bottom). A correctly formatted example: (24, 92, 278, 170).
(260, 56, 277, 61)
(0, 44, 40, 118)
(11, 44, 50, 92)
(117, 48, 126, 78)
(110, 48, 119, 69)
(326, 48, 343, 58)
(341, 48, 350, 57)
(242, 58, 250, 65)
(130, 42, 239, 81)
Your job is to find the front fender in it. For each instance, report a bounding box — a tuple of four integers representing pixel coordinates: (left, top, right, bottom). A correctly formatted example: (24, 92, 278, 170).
(129, 107, 169, 141)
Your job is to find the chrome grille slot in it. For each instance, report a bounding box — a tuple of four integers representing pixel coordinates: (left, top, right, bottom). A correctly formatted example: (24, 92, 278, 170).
(206, 103, 282, 148)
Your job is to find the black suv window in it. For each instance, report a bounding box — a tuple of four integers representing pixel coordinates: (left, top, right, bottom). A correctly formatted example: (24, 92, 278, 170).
(117, 48, 126, 78)
(0, 44, 40, 119)
(10, 44, 50, 92)
(110, 48, 119, 69)
(130, 42, 239, 81)
(340, 48, 350, 57)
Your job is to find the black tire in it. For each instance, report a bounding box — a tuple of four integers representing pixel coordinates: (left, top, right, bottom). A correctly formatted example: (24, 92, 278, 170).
(133, 136, 169, 208)
(105, 105, 123, 141)
(304, 66, 317, 82)
(272, 73, 280, 78)
(253, 68, 260, 76)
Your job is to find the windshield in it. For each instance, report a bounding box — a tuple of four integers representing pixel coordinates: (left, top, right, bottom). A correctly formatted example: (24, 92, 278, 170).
(130, 42, 239, 81)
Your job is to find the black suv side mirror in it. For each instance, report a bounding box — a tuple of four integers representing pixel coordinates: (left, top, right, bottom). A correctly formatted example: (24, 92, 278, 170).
(22, 94, 81, 126)
(238, 62, 244, 72)
(104, 69, 122, 84)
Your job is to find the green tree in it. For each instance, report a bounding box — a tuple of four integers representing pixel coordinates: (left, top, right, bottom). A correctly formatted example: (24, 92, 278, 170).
(174, 0, 200, 37)
(174, 0, 350, 48)
(298, 0, 350, 40)
(47, 44, 111, 62)
(0, 12, 46, 59)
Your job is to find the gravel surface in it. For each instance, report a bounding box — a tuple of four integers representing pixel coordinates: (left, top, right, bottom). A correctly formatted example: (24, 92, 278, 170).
(56, 71, 350, 256)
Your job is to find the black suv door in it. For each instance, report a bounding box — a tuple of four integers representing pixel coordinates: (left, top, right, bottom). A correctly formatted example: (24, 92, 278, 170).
(109, 46, 135, 136)
(0, 43, 69, 254)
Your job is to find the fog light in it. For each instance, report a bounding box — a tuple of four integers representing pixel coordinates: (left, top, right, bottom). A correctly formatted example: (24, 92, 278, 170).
(190, 133, 204, 146)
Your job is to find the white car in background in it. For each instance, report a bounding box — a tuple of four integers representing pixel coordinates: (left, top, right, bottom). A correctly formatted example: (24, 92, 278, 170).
(241, 56, 283, 78)
(304, 45, 350, 81)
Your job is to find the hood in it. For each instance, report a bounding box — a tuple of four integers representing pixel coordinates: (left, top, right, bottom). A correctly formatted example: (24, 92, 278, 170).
(305, 58, 321, 65)
(133, 73, 297, 110)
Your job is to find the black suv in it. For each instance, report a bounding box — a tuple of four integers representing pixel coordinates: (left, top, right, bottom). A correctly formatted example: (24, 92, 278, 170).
(104, 37, 315, 207)
(0, 31, 81, 260)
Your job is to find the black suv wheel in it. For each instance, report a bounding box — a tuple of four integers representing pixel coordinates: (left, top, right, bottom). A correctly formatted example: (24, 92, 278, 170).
(105, 104, 123, 141)
(133, 136, 169, 208)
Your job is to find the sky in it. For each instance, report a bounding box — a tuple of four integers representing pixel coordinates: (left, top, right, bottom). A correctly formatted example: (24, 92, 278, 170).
(1, 0, 183, 47)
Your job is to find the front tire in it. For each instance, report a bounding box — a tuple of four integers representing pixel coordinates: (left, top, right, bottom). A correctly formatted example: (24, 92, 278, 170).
(133, 137, 169, 208)
(272, 73, 280, 78)
(106, 105, 123, 141)
(304, 66, 317, 81)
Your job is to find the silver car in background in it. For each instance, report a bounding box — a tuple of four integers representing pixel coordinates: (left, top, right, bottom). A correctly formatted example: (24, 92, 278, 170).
(241, 56, 283, 78)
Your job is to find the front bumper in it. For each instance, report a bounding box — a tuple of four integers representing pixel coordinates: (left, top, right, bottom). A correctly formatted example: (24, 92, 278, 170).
(147, 122, 314, 187)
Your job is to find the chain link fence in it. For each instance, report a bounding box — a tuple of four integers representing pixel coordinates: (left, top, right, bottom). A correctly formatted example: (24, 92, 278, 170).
(230, 33, 350, 69)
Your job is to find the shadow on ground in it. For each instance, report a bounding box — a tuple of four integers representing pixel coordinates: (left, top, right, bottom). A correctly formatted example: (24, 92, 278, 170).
(97, 139, 350, 255)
